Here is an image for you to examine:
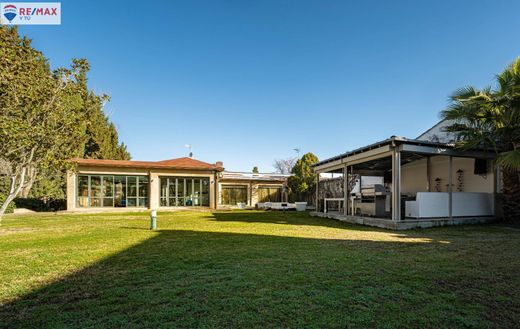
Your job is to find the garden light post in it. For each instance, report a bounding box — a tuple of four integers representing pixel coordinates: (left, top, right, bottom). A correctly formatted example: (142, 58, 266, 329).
(150, 209, 157, 230)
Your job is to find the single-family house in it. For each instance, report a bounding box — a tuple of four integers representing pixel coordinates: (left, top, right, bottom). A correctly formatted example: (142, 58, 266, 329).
(66, 157, 288, 211)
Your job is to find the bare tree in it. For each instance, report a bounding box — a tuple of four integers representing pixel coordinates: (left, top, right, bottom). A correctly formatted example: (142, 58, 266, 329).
(273, 157, 297, 174)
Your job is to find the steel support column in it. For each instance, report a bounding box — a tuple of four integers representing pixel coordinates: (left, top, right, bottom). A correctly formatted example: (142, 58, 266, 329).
(392, 149, 401, 221)
(343, 166, 348, 216)
(448, 156, 453, 218)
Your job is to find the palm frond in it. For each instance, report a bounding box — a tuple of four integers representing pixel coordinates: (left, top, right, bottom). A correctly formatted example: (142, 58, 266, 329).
(497, 149, 520, 171)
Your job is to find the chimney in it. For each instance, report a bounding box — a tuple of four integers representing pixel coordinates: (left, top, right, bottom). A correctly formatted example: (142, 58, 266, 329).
(215, 161, 223, 168)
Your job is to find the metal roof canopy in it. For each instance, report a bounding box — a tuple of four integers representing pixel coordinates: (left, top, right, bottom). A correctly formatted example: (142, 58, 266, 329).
(313, 136, 495, 174)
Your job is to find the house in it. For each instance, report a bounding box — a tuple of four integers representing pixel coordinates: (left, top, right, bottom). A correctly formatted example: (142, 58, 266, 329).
(311, 120, 499, 230)
(66, 157, 288, 211)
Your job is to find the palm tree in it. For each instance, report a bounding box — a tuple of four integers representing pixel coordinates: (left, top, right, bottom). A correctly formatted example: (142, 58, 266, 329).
(442, 57, 520, 221)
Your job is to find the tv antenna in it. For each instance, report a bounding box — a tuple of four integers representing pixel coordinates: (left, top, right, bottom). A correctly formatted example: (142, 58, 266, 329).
(185, 144, 193, 158)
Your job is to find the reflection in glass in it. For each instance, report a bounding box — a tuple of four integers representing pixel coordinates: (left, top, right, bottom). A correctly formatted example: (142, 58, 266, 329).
(127, 176, 137, 197)
(114, 176, 126, 207)
(77, 176, 89, 207)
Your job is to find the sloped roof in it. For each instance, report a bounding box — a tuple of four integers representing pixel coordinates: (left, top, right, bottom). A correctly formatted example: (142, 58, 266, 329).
(72, 157, 224, 171)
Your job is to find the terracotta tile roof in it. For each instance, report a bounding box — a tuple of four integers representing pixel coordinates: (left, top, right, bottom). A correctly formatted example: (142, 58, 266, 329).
(72, 157, 224, 171)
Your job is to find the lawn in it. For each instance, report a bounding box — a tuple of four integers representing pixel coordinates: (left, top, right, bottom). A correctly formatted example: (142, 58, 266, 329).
(0, 211, 519, 328)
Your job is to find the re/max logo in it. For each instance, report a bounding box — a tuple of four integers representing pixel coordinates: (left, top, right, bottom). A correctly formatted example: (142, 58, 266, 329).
(1, 2, 61, 25)
(19, 7, 58, 16)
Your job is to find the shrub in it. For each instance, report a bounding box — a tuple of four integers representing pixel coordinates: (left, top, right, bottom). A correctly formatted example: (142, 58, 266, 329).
(13, 198, 66, 212)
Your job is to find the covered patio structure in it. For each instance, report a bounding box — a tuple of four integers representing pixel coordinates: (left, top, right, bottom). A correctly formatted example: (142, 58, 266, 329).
(311, 137, 498, 230)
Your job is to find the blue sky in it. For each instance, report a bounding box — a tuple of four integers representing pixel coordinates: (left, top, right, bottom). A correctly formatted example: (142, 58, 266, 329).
(18, 0, 520, 172)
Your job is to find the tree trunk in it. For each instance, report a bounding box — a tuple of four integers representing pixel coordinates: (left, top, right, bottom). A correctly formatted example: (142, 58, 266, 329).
(0, 167, 28, 222)
(501, 169, 520, 222)
(20, 167, 37, 198)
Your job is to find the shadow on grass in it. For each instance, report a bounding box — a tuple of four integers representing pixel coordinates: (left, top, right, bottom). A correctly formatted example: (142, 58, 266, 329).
(210, 211, 375, 230)
(1, 227, 512, 328)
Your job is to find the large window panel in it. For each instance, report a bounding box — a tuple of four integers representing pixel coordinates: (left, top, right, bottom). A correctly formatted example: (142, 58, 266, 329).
(77, 174, 148, 208)
(186, 179, 193, 206)
(221, 185, 248, 205)
(90, 176, 102, 207)
(159, 177, 210, 207)
(258, 186, 282, 203)
(138, 176, 149, 207)
(177, 178, 185, 206)
(114, 176, 126, 207)
(201, 179, 209, 206)
(77, 175, 89, 207)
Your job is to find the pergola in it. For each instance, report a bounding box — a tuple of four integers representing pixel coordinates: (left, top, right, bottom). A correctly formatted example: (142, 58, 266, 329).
(312, 136, 498, 229)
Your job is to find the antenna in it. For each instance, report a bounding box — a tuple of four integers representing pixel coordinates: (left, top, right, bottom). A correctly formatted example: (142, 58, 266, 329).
(293, 147, 301, 158)
(185, 144, 193, 158)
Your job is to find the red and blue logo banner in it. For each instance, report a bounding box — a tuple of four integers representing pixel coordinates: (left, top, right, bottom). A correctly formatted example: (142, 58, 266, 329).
(1, 2, 61, 25)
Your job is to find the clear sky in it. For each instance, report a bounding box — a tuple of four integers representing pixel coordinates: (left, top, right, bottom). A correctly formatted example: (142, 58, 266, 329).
(18, 0, 520, 172)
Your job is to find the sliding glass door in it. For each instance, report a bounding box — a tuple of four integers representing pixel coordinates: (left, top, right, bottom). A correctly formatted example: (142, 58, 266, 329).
(160, 177, 210, 207)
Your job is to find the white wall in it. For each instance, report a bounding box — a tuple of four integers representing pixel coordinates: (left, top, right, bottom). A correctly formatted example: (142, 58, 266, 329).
(401, 156, 494, 194)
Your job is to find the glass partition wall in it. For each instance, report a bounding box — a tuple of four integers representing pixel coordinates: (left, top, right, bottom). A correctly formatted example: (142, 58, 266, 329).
(77, 174, 149, 208)
(160, 177, 210, 207)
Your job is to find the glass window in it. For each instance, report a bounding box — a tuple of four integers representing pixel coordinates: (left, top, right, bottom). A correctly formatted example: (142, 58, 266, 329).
(258, 186, 282, 203)
(90, 176, 102, 198)
(177, 178, 185, 206)
(77, 174, 147, 208)
(138, 177, 148, 198)
(114, 176, 126, 207)
(127, 176, 137, 197)
(201, 179, 209, 206)
(186, 179, 193, 206)
(160, 178, 168, 198)
(221, 185, 248, 205)
(77, 175, 89, 207)
(103, 176, 114, 197)
(159, 177, 210, 207)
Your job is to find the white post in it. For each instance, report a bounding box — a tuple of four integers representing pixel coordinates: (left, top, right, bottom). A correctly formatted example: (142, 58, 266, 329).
(392, 150, 401, 221)
(315, 173, 320, 212)
(448, 156, 453, 218)
(343, 166, 348, 216)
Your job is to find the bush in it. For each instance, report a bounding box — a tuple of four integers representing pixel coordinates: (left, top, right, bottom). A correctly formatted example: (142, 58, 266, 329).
(13, 198, 66, 212)
(0, 194, 16, 214)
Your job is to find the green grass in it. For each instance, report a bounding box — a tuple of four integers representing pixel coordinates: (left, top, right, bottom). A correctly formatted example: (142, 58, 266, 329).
(0, 211, 519, 328)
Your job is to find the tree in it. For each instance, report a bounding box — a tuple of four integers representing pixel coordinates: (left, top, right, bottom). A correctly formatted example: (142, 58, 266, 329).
(441, 57, 520, 221)
(287, 153, 319, 202)
(273, 157, 296, 174)
(252, 166, 259, 173)
(0, 28, 131, 204)
(0, 27, 86, 219)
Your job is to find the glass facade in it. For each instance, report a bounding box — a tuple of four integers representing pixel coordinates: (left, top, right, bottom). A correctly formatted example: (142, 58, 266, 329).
(221, 185, 248, 205)
(77, 174, 149, 208)
(160, 177, 210, 207)
(258, 186, 282, 203)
